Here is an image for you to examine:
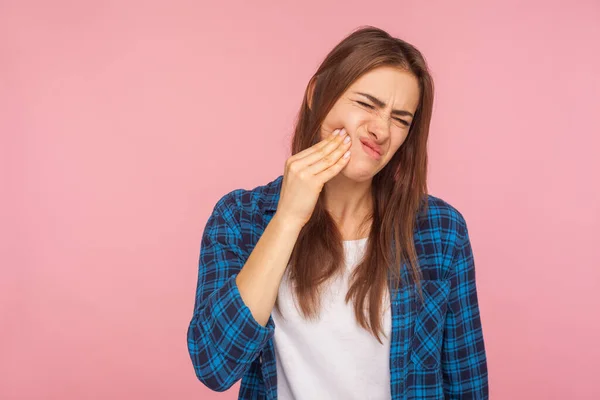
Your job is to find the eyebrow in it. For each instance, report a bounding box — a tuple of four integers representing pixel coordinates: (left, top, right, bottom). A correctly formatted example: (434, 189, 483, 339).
(352, 91, 414, 118)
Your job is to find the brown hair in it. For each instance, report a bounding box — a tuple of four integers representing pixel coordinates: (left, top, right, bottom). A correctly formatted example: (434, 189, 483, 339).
(276, 26, 434, 344)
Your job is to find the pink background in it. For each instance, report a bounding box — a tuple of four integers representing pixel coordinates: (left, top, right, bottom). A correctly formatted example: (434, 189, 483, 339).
(2, 1, 599, 399)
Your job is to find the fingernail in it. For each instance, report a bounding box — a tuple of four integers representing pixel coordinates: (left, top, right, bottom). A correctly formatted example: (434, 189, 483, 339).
(340, 128, 346, 136)
(343, 135, 351, 144)
(332, 129, 340, 136)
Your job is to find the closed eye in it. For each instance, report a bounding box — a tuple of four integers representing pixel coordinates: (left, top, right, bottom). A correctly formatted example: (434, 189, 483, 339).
(356, 101, 410, 126)
(356, 101, 374, 109)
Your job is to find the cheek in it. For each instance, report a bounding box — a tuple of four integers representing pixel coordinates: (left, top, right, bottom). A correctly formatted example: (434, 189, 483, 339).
(394, 131, 410, 147)
(320, 104, 363, 139)
(386, 134, 408, 157)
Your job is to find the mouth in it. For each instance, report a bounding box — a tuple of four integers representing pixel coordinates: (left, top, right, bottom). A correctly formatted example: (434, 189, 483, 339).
(360, 141, 382, 160)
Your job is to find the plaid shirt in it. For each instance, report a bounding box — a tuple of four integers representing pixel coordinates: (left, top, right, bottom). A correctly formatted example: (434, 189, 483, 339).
(187, 175, 488, 399)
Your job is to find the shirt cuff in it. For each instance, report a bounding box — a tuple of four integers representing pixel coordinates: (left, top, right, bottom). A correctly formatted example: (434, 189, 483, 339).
(201, 274, 275, 363)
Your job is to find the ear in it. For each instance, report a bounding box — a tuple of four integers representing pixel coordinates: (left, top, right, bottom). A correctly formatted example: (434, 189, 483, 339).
(307, 76, 317, 111)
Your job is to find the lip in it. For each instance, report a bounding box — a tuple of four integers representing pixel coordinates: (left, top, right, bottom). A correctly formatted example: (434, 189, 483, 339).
(359, 138, 382, 160)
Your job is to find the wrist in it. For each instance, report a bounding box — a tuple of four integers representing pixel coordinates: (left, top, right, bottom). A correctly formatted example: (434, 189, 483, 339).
(271, 212, 305, 234)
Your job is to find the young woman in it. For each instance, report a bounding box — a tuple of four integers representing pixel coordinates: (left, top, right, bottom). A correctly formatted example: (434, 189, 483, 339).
(187, 26, 489, 399)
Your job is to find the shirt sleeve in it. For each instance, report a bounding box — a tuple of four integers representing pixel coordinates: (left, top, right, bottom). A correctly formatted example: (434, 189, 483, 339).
(187, 194, 275, 392)
(441, 217, 489, 399)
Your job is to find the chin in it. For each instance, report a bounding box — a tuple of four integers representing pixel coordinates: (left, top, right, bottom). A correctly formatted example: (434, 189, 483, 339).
(340, 163, 377, 182)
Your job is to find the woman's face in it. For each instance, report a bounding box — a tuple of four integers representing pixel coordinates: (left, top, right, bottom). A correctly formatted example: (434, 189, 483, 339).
(319, 66, 420, 182)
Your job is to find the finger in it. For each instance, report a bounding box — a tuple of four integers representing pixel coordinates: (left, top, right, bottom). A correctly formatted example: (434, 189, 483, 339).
(306, 133, 352, 175)
(292, 128, 342, 161)
(315, 147, 351, 182)
(293, 128, 348, 169)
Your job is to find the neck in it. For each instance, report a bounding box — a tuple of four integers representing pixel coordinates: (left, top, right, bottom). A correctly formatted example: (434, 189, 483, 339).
(323, 174, 373, 238)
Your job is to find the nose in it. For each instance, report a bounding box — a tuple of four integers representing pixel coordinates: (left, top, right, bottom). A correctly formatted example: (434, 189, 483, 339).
(366, 111, 391, 141)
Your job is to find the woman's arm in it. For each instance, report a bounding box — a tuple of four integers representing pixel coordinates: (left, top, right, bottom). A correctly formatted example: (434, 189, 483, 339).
(186, 192, 302, 392)
(441, 217, 489, 399)
(235, 212, 303, 327)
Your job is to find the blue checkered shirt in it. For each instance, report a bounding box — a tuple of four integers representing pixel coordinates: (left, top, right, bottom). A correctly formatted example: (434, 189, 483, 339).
(187, 175, 488, 399)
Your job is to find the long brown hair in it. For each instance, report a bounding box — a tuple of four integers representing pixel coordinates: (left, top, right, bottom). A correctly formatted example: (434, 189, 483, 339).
(275, 26, 434, 344)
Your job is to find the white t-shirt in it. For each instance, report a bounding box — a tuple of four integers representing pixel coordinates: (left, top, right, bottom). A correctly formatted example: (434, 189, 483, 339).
(272, 238, 392, 400)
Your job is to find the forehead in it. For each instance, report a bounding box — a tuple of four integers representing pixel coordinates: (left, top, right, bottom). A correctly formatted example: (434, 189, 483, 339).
(347, 66, 420, 111)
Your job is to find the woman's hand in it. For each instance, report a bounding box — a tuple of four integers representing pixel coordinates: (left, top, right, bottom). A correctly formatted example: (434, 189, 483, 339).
(275, 128, 352, 228)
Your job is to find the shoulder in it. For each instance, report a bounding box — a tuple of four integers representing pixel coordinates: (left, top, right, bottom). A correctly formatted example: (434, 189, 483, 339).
(418, 194, 469, 247)
(211, 174, 283, 224)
